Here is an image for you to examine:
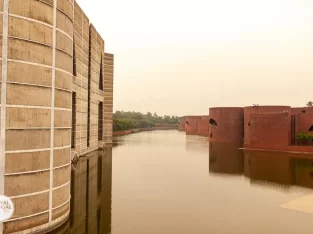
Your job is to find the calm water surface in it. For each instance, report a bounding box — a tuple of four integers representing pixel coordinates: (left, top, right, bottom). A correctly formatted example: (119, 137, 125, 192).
(54, 130, 313, 234)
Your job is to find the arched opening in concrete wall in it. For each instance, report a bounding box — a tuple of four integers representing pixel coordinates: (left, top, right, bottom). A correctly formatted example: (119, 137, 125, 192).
(209, 118, 218, 126)
(309, 125, 313, 131)
(302, 110, 306, 113)
(186, 121, 190, 125)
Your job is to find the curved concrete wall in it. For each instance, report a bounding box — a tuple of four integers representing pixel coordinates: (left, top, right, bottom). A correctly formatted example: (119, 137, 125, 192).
(208, 107, 243, 143)
(185, 116, 200, 135)
(244, 106, 290, 145)
(178, 116, 186, 131)
(0, 0, 114, 233)
(197, 115, 210, 137)
(1, 0, 73, 233)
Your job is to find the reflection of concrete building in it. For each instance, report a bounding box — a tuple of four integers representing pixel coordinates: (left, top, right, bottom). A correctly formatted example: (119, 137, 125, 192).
(52, 148, 112, 234)
(209, 142, 244, 175)
(0, 1, 114, 233)
(208, 107, 244, 144)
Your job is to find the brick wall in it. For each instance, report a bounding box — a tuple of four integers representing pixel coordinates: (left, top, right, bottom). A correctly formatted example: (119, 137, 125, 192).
(248, 113, 291, 149)
(178, 116, 186, 131)
(244, 106, 290, 145)
(185, 116, 200, 135)
(295, 113, 313, 135)
(291, 107, 313, 115)
(209, 107, 243, 143)
(197, 116, 210, 137)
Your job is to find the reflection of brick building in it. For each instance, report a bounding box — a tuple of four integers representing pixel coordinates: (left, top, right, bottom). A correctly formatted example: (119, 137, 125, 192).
(209, 142, 244, 175)
(208, 107, 244, 143)
(185, 116, 201, 135)
(244, 150, 313, 189)
(197, 116, 210, 137)
(244, 151, 293, 185)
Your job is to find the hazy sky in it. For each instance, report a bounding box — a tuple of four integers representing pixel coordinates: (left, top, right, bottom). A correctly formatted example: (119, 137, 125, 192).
(77, 0, 313, 116)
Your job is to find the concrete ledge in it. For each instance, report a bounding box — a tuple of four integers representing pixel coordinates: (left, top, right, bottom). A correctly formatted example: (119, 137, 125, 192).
(242, 147, 313, 156)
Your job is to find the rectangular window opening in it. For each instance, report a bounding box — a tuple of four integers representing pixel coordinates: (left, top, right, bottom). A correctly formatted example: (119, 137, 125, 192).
(87, 27, 92, 148)
(99, 54, 103, 91)
(98, 102, 103, 141)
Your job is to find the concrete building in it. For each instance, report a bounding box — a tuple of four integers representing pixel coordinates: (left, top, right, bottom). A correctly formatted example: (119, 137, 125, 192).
(0, 0, 114, 233)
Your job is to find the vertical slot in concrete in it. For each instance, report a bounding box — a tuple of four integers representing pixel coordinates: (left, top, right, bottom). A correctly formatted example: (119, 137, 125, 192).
(87, 27, 92, 148)
(72, 92, 76, 149)
(98, 102, 103, 141)
(99, 55, 103, 91)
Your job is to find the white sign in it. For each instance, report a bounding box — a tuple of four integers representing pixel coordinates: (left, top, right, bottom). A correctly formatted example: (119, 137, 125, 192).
(0, 195, 14, 221)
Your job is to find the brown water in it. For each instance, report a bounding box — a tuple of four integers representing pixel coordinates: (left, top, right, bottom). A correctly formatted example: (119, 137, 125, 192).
(53, 130, 313, 234)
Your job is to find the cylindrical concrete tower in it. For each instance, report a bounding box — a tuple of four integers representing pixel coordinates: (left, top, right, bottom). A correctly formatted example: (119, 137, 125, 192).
(1, 0, 73, 232)
(185, 116, 200, 135)
(208, 107, 244, 143)
(244, 106, 290, 145)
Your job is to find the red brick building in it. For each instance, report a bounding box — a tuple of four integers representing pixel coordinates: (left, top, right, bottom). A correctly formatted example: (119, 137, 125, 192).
(178, 116, 186, 131)
(208, 107, 244, 143)
(244, 106, 290, 146)
(197, 116, 210, 137)
(185, 116, 201, 135)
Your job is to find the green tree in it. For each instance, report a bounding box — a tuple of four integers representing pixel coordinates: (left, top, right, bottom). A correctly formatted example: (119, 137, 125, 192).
(306, 101, 313, 107)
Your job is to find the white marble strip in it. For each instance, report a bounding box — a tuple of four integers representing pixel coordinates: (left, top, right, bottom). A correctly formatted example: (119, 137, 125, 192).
(5, 210, 49, 222)
(49, 0, 57, 222)
(0, 3, 9, 219)
(52, 198, 70, 211)
(9, 13, 53, 28)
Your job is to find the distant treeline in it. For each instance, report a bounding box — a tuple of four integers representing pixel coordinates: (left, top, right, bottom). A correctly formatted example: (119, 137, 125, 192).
(113, 111, 179, 131)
